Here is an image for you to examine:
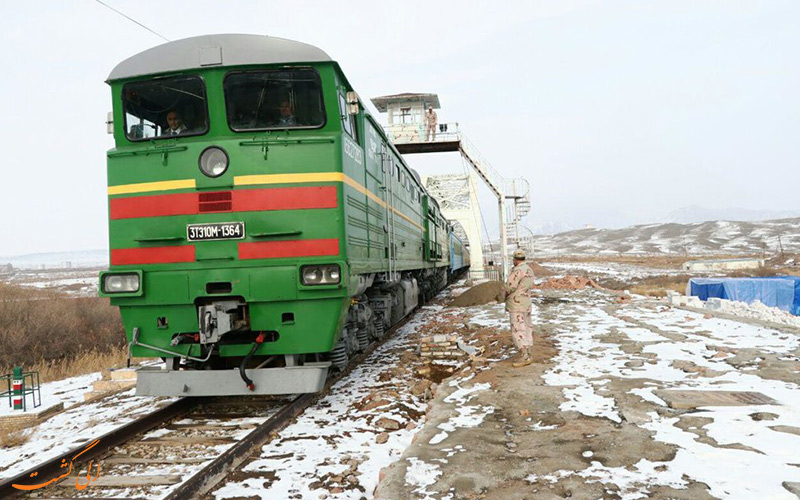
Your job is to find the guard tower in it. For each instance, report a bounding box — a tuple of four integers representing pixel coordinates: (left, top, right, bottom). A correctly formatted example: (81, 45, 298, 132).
(372, 92, 532, 277)
(371, 93, 441, 146)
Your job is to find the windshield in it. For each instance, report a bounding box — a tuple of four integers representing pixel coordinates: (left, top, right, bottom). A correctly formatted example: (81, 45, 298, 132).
(224, 68, 325, 131)
(122, 76, 208, 140)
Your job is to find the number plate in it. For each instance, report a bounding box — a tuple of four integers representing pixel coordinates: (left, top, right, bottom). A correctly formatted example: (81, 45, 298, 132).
(187, 222, 245, 242)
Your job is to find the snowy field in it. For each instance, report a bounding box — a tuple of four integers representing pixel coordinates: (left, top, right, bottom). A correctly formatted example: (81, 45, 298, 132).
(531, 218, 800, 255)
(537, 295, 800, 499)
(0, 372, 102, 418)
(1, 267, 102, 297)
(0, 387, 178, 480)
(3, 286, 800, 499)
(541, 261, 686, 280)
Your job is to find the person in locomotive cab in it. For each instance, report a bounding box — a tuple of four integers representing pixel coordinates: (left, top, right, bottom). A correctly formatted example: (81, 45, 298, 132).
(162, 110, 187, 136)
(501, 248, 536, 368)
(425, 105, 438, 141)
(274, 99, 298, 127)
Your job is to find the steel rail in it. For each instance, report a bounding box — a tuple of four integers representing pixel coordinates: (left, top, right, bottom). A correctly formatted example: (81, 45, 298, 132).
(164, 315, 414, 500)
(0, 396, 203, 498)
(1, 311, 415, 500)
(162, 393, 314, 500)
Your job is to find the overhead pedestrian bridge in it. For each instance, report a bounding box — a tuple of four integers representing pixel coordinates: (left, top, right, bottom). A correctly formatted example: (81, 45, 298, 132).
(371, 92, 532, 277)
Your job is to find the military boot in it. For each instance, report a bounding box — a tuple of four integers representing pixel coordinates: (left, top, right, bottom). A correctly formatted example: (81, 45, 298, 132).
(512, 347, 533, 368)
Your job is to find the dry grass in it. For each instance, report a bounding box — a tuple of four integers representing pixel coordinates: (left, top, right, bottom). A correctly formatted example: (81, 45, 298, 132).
(780, 268, 800, 277)
(0, 427, 31, 448)
(0, 282, 126, 382)
(29, 345, 129, 383)
(629, 275, 691, 297)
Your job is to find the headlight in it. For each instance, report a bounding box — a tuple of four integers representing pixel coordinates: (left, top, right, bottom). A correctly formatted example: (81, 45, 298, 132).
(199, 146, 229, 178)
(326, 266, 340, 282)
(302, 266, 322, 285)
(301, 265, 341, 285)
(102, 273, 140, 293)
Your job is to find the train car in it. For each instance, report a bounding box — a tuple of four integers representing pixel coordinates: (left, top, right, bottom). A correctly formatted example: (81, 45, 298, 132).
(449, 228, 470, 280)
(100, 34, 466, 396)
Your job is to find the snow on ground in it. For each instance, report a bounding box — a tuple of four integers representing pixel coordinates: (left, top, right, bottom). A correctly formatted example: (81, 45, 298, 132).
(0, 371, 101, 417)
(427, 380, 493, 445)
(0, 250, 107, 270)
(0, 389, 178, 479)
(3, 268, 101, 297)
(466, 302, 511, 328)
(213, 303, 470, 500)
(5, 282, 799, 499)
(77, 410, 281, 500)
(531, 218, 800, 255)
(686, 295, 800, 328)
(541, 261, 684, 280)
(542, 294, 800, 499)
(405, 456, 443, 498)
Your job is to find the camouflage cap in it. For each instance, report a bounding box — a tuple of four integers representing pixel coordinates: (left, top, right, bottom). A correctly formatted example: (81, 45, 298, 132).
(512, 249, 526, 260)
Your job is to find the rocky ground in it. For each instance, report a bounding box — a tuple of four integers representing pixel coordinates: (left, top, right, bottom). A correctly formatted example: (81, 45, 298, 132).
(5, 272, 800, 500)
(204, 279, 800, 500)
(372, 287, 800, 500)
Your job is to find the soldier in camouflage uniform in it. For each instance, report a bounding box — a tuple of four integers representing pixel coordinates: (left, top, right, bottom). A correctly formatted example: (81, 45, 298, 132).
(425, 105, 438, 141)
(501, 248, 536, 367)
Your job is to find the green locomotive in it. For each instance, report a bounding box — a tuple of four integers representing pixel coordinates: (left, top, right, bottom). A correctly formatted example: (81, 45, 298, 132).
(100, 34, 469, 396)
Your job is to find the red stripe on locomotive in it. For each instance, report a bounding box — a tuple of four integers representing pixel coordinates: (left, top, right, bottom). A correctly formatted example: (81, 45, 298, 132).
(233, 186, 337, 212)
(111, 192, 196, 219)
(109, 186, 338, 220)
(111, 246, 196, 265)
(238, 239, 339, 260)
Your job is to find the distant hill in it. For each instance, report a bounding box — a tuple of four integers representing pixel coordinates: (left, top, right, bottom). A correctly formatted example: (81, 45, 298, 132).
(531, 218, 800, 256)
(0, 249, 108, 269)
(528, 221, 576, 236)
(665, 206, 800, 225)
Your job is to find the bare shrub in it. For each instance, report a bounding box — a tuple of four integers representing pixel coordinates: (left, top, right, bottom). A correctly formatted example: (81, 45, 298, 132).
(0, 427, 31, 448)
(0, 283, 125, 382)
(32, 346, 129, 382)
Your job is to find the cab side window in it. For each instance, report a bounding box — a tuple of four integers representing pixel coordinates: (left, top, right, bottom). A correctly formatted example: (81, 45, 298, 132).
(338, 93, 358, 141)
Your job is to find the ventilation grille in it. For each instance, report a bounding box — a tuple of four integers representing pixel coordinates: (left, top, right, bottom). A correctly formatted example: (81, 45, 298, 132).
(199, 191, 232, 213)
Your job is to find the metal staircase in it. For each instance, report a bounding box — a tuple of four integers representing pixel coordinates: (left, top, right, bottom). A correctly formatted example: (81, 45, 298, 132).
(457, 134, 533, 252)
(383, 120, 532, 275)
(503, 177, 531, 248)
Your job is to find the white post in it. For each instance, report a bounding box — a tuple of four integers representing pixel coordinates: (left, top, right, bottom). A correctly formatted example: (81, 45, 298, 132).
(499, 197, 509, 280)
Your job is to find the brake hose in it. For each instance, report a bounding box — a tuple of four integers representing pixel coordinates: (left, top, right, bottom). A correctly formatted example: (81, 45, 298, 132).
(239, 332, 266, 391)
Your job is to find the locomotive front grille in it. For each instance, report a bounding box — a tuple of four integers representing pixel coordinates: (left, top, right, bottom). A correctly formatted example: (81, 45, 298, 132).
(199, 191, 233, 213)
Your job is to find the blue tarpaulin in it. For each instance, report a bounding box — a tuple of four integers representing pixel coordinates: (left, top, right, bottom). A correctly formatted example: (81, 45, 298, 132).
(688, 277, 800, 316)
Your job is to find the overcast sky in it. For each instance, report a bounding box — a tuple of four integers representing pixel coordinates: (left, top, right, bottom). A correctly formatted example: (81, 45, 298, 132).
(1, 0, 798, 256)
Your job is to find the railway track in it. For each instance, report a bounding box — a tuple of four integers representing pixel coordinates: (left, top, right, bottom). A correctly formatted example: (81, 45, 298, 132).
(1, 314, 415, 500)
(1, 395, 306, 499)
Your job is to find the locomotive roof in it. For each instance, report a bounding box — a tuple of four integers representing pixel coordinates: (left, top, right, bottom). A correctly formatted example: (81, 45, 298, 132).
(107, 34, 332, 82)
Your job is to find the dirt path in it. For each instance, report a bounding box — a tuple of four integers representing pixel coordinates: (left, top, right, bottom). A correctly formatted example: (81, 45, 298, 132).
(376, 290, 800, 500)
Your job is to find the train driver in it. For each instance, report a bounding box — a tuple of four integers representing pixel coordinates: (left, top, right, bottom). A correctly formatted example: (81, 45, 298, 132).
(274, 100, 298, 127)
(162, 110, 187, 136)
